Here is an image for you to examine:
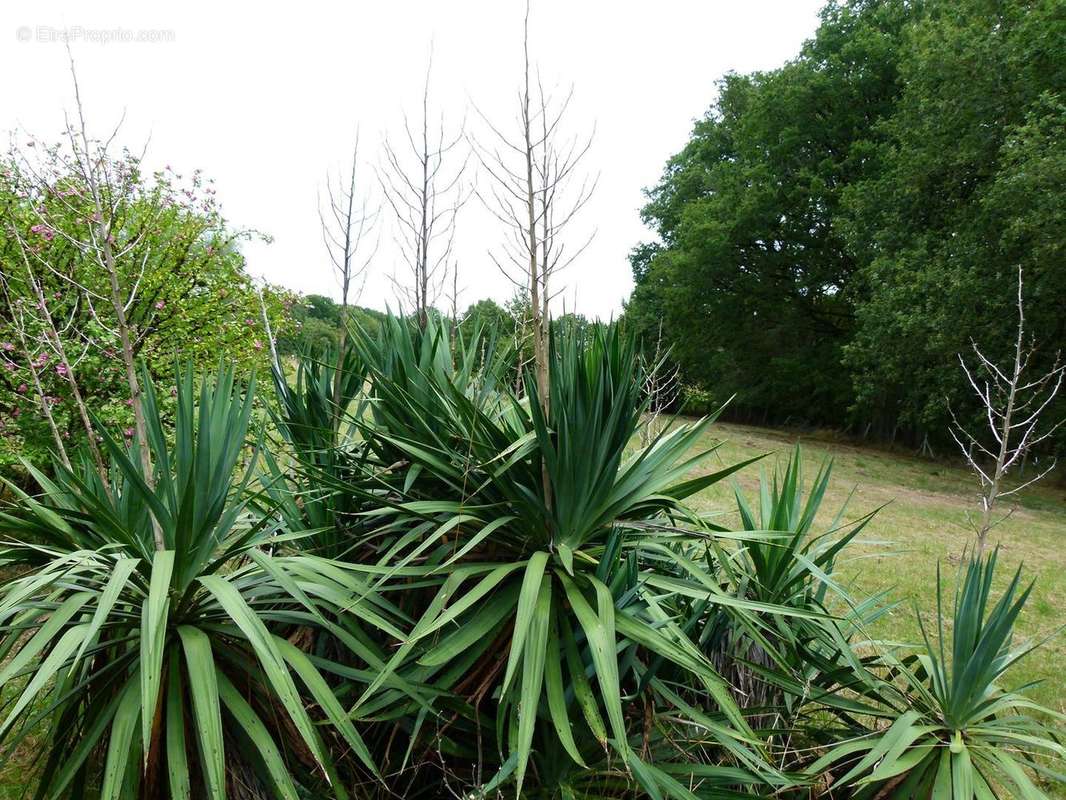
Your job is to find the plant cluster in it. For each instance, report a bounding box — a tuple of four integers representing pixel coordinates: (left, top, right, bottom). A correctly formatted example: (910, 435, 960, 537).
(0, 317, 1060, 799)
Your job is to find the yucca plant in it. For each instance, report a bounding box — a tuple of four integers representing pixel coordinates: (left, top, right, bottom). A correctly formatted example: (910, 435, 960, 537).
(0, 366, 388, 799)
(333, 318, 827, 798)
(808, 549, 1065, 798)
(265, 345, 379, 559)
(693, 448, 885, 723)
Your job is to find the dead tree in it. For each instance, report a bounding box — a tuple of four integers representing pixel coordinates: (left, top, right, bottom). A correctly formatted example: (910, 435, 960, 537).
(639, 322, 681, 447)
(949, 266, 1064, 555)
(319, 131, 378, 348)
(446, 261, 462, 333)
(472, 1, 597, 419)
(378, 50, 469, 328)
(319, 133, 378, 428)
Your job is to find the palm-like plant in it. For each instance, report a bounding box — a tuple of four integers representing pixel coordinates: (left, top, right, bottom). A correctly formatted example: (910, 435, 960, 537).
(692, 449, 885, 724)
(809, 550, 1065, 799)
(330, 318, 828, 798)
(265, 345, 379, 559)
(0, 367, 387, 799)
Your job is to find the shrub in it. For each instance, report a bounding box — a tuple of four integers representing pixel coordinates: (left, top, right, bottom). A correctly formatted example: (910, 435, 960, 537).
(0, 367, 382, 798)
(809, 550, 1065, 798)
(680, 385, 717, 417)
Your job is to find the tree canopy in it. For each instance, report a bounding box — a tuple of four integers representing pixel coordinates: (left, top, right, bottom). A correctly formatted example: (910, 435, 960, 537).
(627, 0, 1065, 449)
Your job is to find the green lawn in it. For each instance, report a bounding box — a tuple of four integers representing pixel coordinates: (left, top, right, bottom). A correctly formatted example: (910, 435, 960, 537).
(689, 420, 1066, 716)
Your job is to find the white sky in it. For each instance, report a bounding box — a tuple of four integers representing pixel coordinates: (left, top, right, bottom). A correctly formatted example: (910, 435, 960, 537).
(1, 1, 824, 319)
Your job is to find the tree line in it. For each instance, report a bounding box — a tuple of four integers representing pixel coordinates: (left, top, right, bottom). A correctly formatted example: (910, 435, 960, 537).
(625, 0, 1065, 455)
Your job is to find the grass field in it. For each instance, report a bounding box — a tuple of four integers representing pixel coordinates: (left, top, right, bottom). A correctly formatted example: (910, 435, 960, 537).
(692, 420, 1066, 717)
(1, 420, 1062, 796)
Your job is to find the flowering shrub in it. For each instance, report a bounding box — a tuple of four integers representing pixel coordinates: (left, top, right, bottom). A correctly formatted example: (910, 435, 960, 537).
(0, 150, 294, 478)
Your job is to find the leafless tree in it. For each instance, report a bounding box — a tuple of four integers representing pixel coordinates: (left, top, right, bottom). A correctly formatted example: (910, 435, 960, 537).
(639, 322, 681, 447)
(319, 131, 378, 347)
(472, 1, 597, 419)
(379, 50, 470, 328)
(949, 266, 1064, 555)
(319, 133, 378, 428)
(446, 261, 462, 332)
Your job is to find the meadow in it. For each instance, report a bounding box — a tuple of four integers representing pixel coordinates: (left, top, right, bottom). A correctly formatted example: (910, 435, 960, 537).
(694, 421, 1066, 715)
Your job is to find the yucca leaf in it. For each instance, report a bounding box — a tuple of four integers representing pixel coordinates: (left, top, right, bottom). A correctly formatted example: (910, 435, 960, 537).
(198, 574, 334, 777)
(141, 550, 174, 759)
(502, 551, 550, 697)
(0, 623, 88, 740)
(177, 626, 225, 800)
(166, 652, 192, 800)
(417, 583, 518, 667)
(0, 591, 91, 688)
(514, 577, 552, 794)
(560, 573, 628, 761)
(560, 613, 607, 746)
(215, 670, 301, 800)
(544, 616, 587, 767)
(70, 556, 139, 671)
(274, 636, 378, 777)
(99, 679, 141, 800)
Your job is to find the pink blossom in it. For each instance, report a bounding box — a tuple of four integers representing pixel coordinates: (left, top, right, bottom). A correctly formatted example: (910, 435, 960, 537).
(29, 223, 55, 241)
(16, 383, 27, 393)
(125, 398, 134, 406)
(154, 300, 166, 310)
(123, 428, 134, 438)
(55, 363, 69, 377)
(245, 318, 255, 326)
(1, 342, 14, 352)
(253, 340, 263, 351)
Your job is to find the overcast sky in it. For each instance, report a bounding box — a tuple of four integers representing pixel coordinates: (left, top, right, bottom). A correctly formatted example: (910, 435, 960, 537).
(1, 1, 824, 319)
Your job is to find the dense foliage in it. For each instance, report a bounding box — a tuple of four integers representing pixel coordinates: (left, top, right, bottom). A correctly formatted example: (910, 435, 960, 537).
(627, 0, 1065, 449)
(0, 318, 1060, 798)
(0, 159, 289, 477)
(276, 293, 385, 355)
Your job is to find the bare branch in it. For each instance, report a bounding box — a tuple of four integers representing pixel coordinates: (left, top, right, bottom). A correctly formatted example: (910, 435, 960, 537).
(948, 266, 1063, 555)
(379, 47, 470, 327)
